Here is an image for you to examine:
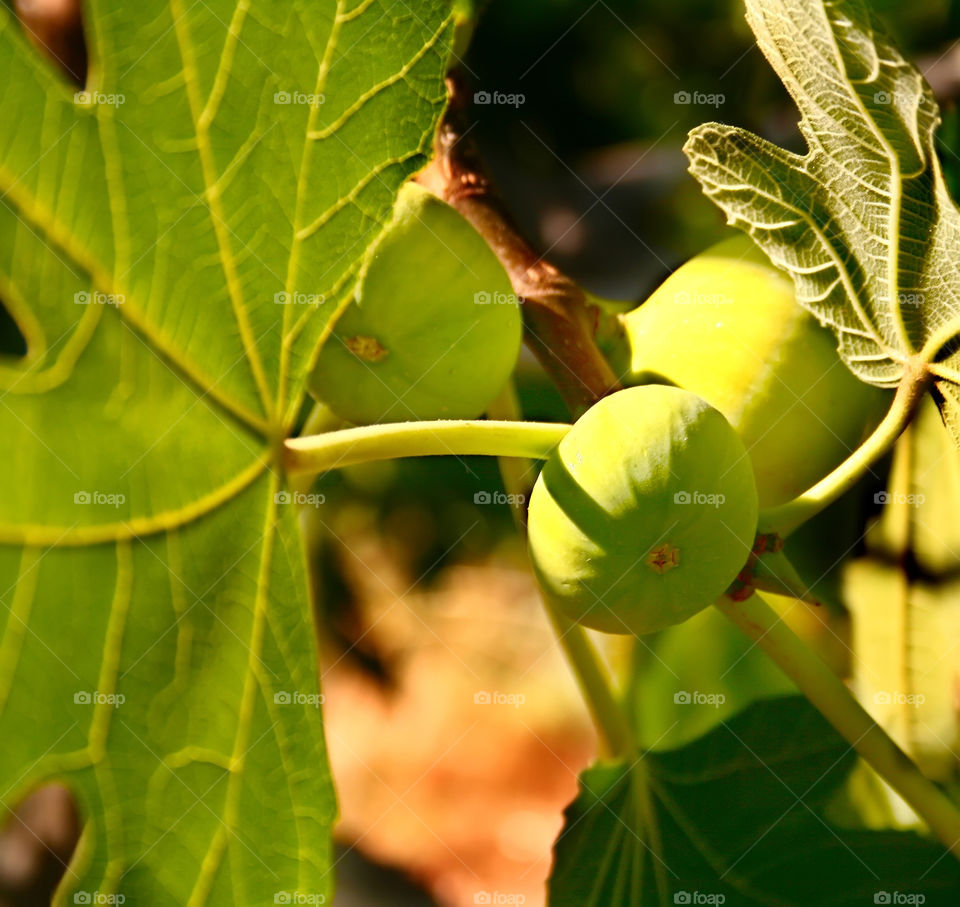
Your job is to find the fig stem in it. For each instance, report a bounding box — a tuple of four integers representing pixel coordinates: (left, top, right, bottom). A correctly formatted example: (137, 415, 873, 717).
(758, 369, 928, 536)
(285, 420, 571, 477)
(291, 403, 345, 497)
(544, 606, 636, 758)
(487, 383, 634, 758)
(716, 593, 960, 861)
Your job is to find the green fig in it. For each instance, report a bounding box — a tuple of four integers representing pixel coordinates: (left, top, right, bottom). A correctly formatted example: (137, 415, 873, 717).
(309, 183, 522, 425)
(527, 385, 759, 636)
(619, 236, 890, 507)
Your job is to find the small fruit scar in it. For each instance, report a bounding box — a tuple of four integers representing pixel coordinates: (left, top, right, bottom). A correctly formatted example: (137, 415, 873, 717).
(346, 335, 389, 362)
(646, 543, 680, 574)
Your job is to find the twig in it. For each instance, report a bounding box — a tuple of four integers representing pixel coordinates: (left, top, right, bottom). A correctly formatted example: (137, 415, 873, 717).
(417, 70, 621, 416)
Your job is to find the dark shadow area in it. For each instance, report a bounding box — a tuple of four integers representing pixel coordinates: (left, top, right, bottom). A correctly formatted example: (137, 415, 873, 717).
(0, 784, 80, 907)
(14, 0, 86, 85)
(0, 299, 26, 359)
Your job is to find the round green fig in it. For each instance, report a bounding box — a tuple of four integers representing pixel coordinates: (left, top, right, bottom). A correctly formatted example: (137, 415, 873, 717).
(309, 183, 522, 425)
(619, 236, 890, 508)
(527, 385, 759, 636)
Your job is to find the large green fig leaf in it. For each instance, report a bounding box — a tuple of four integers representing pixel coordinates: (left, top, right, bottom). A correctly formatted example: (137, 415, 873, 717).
(0, 1, 455, 903)
(549, 697, 960, 906)
(684, 0, 960, 441)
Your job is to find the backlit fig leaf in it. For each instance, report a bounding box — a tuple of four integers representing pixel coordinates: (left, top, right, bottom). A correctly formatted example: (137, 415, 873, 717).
(684, 0, 960, 441)
(845, 397, 960, 780)
(0, 1, 455, 903)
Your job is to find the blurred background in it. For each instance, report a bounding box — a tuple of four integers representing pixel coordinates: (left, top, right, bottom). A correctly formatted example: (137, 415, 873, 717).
(4, 0, 960, 904)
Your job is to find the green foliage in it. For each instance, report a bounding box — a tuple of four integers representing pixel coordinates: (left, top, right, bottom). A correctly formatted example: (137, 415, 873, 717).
(550, 698, 960, 905)
(7, 0, 960, 902)
(685, 0, 960, 442)
(846, 397, 960, 780)
(527, 386, 758, 636)
(631, 606, 795, 751)
(308, 182, 521, 424)
(0, 0, 455, 902)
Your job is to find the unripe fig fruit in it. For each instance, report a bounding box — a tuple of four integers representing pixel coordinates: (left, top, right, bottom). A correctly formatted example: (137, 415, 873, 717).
(527, 385, 759, 636)
(309, 183, 522, 425)
(619, 236, 890, 507)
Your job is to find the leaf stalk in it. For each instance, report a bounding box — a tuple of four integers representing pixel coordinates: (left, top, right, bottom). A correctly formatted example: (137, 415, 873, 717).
(717, 593, 960, 861)
(758, 365, 930, 536)
(285, 419, 571, 477)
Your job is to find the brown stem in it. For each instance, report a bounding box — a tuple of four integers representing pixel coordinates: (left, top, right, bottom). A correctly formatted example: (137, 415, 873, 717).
(417, 71, 621, 416)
